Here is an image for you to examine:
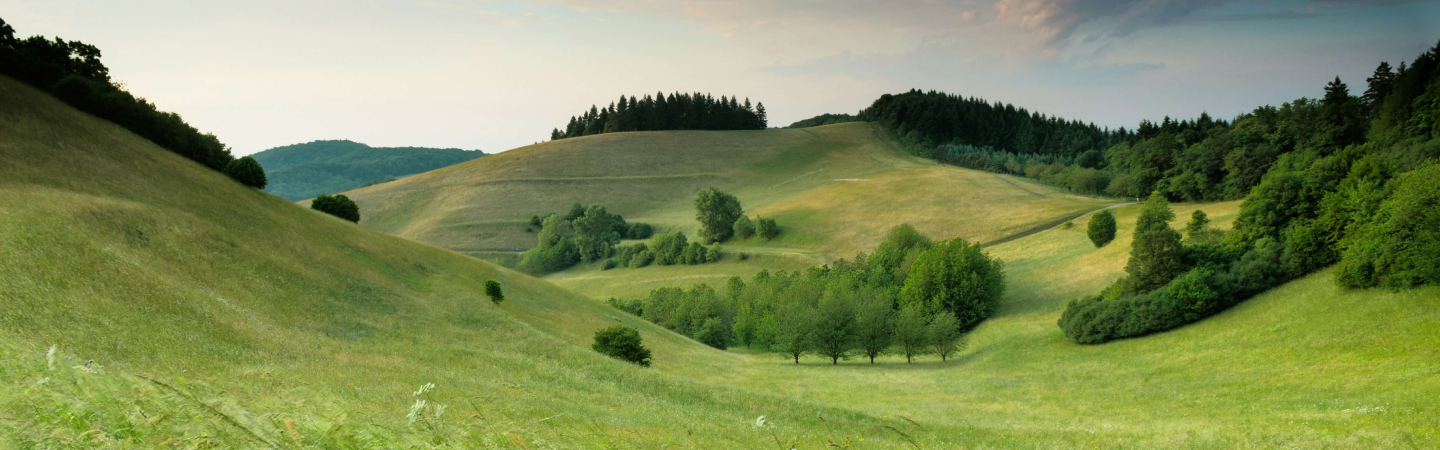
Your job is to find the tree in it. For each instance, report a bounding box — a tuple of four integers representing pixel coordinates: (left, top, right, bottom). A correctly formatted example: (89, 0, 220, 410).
(1337, 163, 1440, 289)
(1125, 193, 1185, 292)
(1185, 209, 1210, 240)
(756, 217, 780, 240)
(592, 326, 651, 367)
(1088, 209, 1117, 247)
(898, 237, 1006, 330)
(694, 188, 743, 243)
(928, 311, 964, 362)
(756, 102, 768, 128)
(774, 301, 814, 364)
(811, 288, 857, 364)
(852, 292, 894, 364)
(224, 156, 267, 189)
(563, 202, 587, 221)
(518, 215, 581, 274)
(573, 204, 620, 262)
(893, 306, 930, 363)
(732, 215, 756, 239)
(484, 279, 504, 304)
(311, 194, 360, 223)
(1363, 62, 1396, 114)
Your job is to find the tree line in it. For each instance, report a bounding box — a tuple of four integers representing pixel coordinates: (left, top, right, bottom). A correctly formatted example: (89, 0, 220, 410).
(1059, 41, 1440, 343)
(0, 17, 267, 190)
(550, 92, 767, 140)
(608, 224, 1005, 364)
(786, 113, 861, 129)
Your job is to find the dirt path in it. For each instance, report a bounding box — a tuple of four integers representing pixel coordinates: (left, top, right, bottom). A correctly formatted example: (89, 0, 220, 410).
(978, 202, 1135, 248)
(993, 174, 1049, 199)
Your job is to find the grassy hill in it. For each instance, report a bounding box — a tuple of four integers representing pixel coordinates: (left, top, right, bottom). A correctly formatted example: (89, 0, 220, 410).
(4, 72, 1437, 449)
(251, 140, 484, 201)
(346, 121, 1117, 296)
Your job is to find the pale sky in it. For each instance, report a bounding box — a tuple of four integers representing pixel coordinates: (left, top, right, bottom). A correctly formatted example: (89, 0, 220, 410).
(3, 0, 1437, 155)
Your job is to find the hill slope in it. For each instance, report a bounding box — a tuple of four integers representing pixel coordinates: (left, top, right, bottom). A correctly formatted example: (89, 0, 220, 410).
(0, 74, 917, 447)
(251, 140, 484, 201)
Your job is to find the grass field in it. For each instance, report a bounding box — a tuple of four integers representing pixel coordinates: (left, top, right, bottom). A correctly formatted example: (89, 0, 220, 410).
(4, 74, 1438, 449)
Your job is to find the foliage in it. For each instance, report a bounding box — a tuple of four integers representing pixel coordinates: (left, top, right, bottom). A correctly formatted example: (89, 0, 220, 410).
(756, 217, 781, 240)
(552, 92, 767, 140)
(1124, 194, 1185, 292)
(852, 292, 895, 364)
(732, 215, 756, 239)
(484, 279, 504, 304)
(1337, 163, 1440, 288)
(893, 306, 930, 363)
(695, 187, 743, 243)
(591, 326, 652, 367)
(249, 140, 482, 200)
(812, 286, 859, 364)
(310, 194, 361, 223)
(898, 237, 1006, 329)
(573, 204, 621, 262)
(0, 18, 236, 171)
(1088, 209, 1117, 247)
(928, 311, 964, 362)
(696, 317, 730, 350)
(224, 156, 268, 189)
(518, 214, 580, 274)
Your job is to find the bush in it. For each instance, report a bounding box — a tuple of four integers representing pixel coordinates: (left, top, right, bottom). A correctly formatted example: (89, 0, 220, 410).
(695, 317, 729, 350)
(628, 249, 654, 268)
(602, 260, 617, 270)
(518, 215, 580, 274)
(592, 326, 651, 367)
(1125, 194, 1184, 292)
(756, 217, 780, 240)
(899, 237, 1006, 329)
(311, 194, 360, 223)
(627, 223, 654, 239)
(1087, 210, 1117, 247)
(695, 187, 743, 243)
(732, 215, 756, 239)
(651, 232, 689, 265)
(484, 280, 504, 304)
(224, 156, 267, 189)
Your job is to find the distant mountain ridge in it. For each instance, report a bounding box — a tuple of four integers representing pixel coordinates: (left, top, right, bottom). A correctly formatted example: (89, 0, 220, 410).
(251, 140, 484, 200)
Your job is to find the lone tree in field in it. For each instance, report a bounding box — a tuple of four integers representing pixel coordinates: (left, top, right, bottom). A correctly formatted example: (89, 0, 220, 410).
(928, 311, 964, 362)
(311, 194, 361, 223)
(592, 325, 651, 367)
(224, 156, 268, 189)
(853, 293, 894, 364)
(695, 188, 743, 243)
(893, 306, 930, 363)
(484, 279, 504, 304)
(899, 237, 1006, 330)
(1126, 193, 1185, 292)
(1088, 209, 1117, 248)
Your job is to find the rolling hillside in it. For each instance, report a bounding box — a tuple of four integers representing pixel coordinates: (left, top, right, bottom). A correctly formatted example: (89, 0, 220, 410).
(4, 72, 1437, 449)
(251, 140, 484, 201)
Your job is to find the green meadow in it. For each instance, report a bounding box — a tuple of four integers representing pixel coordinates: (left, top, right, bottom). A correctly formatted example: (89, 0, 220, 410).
(3, 73, 1438, 449)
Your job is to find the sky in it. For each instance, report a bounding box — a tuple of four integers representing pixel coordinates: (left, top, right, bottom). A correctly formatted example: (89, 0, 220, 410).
(2, 0, 1437, 155)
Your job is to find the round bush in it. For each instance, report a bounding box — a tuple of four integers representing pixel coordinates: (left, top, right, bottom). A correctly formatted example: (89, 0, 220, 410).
(592, 326, 651, 367)
(1088, 209, 1117, 247)
(311, 194, 360, 223)
(224, 156, 268, 189)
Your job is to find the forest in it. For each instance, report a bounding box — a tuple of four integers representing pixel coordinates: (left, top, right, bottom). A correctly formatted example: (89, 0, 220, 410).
(550, 92, 768, 140)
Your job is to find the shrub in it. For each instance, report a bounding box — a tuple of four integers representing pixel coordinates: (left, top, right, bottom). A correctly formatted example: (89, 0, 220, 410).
(1087, 210, 1117, 247)
(592, 326, 651, 367)
(756, 217, 780, 240)
(627, 223, 654, 239)
(899, 237, 1006, 330)
(484, 280, 504, 304)
(602, 260, 617, 270)
(311, 194, 360, 223)
(628, 249, 654, 268)
(573, 204, 620, 262)
(518, 215, 580, 274)
(224, 156, 267, 189)
(695, 187, 743, 243)
(733, 215, 756, 239)
(695, 318, 729, 350)
(529, 215, 542, 227)
(651, 232, 689, 265)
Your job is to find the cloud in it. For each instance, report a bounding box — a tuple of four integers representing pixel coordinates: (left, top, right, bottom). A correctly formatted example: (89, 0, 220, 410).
(419, 1, 557, 25)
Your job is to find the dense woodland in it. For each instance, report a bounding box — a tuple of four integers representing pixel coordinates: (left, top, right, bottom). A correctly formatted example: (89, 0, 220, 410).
(550, 92, 768, 140)
(610, 224, 1004, 362)
(1057, 42, 1440, 343)
(0, 18, 240, 175)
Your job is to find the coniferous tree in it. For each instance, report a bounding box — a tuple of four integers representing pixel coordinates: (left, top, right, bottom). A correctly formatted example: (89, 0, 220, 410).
(1125, 193, 1185, 292)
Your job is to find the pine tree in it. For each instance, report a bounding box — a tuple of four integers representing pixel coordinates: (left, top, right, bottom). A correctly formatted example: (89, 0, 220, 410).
(755, 102, 767, 129)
